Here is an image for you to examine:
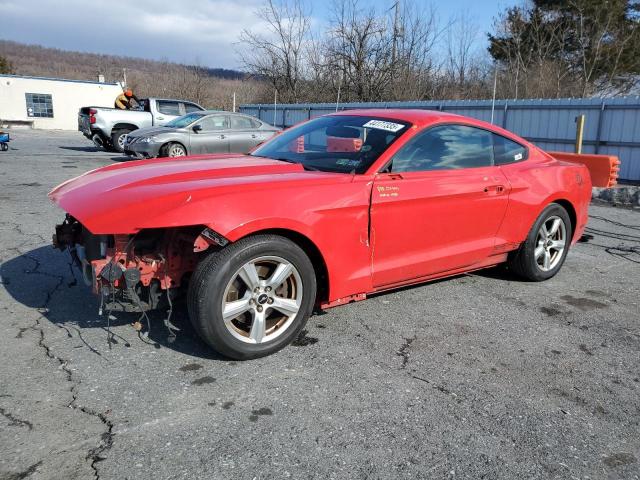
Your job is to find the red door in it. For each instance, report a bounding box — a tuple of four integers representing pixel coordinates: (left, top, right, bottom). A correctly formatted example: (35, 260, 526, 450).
(370, 166, 510, 288)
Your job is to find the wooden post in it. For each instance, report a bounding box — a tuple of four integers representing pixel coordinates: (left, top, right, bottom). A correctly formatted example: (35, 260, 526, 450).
(575, 114, 585, 154)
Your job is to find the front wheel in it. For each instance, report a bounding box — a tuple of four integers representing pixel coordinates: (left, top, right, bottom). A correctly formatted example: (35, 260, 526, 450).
(187, 235, 317, 359)
(508, 203, 572, 281)
(162, 142, 187, 158)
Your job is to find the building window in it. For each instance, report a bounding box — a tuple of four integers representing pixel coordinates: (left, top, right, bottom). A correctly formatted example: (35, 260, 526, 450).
(25, 93, 54, 118)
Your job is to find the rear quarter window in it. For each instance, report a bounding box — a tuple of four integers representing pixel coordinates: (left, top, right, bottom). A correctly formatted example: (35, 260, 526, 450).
(493, 134, 528, 165)
(230, 116, 257, 129)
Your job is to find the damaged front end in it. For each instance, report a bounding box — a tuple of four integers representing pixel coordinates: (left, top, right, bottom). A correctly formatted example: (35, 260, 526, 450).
(53, 214, 227, 340)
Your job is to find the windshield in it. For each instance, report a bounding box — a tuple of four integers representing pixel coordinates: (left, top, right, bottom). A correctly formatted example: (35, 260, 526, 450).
(251, 115, 411, 173)
(165, 112, 206, 129)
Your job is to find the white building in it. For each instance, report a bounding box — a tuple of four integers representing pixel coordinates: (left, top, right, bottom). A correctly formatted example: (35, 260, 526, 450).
(0, 74, 123, 130)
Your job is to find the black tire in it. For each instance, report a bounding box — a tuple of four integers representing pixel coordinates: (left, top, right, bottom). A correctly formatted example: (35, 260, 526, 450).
(0, 143, 7, 152)
(508, 203, 572, 281)
(110, 129, 131, 153)
(104, 142, 118, 153)
(187, 234, 317, 359)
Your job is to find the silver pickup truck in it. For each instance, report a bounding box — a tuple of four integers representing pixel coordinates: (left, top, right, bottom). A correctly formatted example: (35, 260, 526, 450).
(78, 98, 204, 152)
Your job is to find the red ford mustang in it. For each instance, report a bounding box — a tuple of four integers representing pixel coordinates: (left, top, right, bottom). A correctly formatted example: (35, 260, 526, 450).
(50, 110, 592, 359)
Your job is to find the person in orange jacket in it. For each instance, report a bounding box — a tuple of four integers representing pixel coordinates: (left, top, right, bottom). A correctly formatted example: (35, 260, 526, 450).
(115, 88, 141, 110)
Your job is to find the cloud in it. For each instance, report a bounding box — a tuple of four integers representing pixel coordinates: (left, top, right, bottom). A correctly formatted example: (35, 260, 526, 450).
(0, 0, 270, 68)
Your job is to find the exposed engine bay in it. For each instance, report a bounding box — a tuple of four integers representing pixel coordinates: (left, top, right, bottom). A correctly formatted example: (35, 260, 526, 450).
(52, 214, 227, 342)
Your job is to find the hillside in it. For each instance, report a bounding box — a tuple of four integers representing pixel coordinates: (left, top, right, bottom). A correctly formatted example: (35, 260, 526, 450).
(0, 40, 267, 109)
(0, 40, 244, 82)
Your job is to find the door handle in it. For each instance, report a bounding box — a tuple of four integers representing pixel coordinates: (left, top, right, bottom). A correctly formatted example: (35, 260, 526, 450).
(219, 134, 226, 139)
(387, 173, 404, 180)
(251, 134, 257, 138)
(157, 116, 164, 120)
(484, 185, 505, 193)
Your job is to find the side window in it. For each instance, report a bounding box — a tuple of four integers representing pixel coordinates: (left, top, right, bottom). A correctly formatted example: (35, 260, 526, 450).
(391, 125, 494, 172)
(157, 101, 181, 116)
(493, 134, 527, 165)
(230, 115, 256, 129)
(183, 102, 202, 113)
(197, 116, 228, 131)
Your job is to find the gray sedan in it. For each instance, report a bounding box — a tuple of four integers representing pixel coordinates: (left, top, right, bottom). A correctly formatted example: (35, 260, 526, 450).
(123, 111, 280, 158)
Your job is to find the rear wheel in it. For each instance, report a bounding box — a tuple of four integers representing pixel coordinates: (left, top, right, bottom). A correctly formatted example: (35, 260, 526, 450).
(188, 235, 317, 359)
(110, 129, 132, 153)
(508, 203, 572, 281)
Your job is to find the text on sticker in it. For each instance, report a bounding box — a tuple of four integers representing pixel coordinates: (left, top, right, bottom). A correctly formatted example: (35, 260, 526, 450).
(363, 120, 405, 132)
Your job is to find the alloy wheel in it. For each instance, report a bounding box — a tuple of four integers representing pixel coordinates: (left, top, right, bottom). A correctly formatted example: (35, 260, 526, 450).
(168, 145, 186, 157)
(221, 256, 302, 344)
(534, 215, 566, 271)
(117, 134, 127, 150)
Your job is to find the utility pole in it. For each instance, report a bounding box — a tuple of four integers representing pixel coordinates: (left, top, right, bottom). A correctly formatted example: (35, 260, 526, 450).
(123, 68, 127, 87)
(232, 92, 236, 113)
(336, 72, 342, 112)
(391, 1, 400, 67)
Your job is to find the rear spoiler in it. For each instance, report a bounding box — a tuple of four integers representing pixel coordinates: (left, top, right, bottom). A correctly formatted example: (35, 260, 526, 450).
(548, 152, 620, 188)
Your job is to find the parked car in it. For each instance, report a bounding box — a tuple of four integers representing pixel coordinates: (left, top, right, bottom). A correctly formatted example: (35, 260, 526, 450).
(78, 98, 204, 152)
(51, 109, 599, 360)
(123, 111, 280, 158)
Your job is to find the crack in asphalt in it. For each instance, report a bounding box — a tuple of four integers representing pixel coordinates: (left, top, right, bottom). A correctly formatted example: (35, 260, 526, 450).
(411, 375, 460, 400)
(8, 242, 115, 479)
(396, 335, 416, 369)
(0, 406, 34, 430)
(393, 335, 461, 400)
(2, 460, 43, 480)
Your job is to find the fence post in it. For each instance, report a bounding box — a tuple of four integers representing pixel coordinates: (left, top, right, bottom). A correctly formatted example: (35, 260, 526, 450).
(594, 101, 605, 154)
(575, 114, 586, 154)
(502, 102, 509, 129)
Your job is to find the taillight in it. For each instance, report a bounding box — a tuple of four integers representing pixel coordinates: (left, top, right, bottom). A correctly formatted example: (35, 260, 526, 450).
(89, 108, 97, 115)
(89, 108, 97, 124)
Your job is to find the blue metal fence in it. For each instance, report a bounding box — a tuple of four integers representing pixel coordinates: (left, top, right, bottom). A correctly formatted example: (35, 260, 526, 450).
(239, 97, 640, 181)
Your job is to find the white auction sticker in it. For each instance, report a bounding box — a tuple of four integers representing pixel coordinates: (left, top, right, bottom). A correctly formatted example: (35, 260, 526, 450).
(363, 120, 405, 132)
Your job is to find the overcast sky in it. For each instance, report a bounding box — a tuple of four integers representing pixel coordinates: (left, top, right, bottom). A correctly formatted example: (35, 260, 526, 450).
(0, 0, 515, 69)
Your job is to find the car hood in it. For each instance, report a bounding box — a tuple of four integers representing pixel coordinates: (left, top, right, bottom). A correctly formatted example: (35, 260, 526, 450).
(49, 154, 324, 234)
(128, 126, 176, 138)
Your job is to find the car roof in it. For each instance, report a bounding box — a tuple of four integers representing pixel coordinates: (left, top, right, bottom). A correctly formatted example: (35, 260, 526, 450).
(330, 108, 469, 126)
(199, 110, 253, 116)
(330, 108, 531, 145)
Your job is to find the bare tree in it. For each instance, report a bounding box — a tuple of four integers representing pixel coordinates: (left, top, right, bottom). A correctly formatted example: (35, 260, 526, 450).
(170, 64, 211, 106)
(323, 0, 394, 102)
(389, 1, 443, 100)
(239, 0, 310, 103)
(569, 0, 640, 96)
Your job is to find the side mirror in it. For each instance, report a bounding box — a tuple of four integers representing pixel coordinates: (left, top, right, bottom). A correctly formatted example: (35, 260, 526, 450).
(192, 124, 202, 133)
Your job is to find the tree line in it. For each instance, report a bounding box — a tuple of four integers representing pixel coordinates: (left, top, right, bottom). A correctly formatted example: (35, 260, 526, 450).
(241, 0, 640, 104)
(2, 0, 638, 108)
(0, 40, 262, 111)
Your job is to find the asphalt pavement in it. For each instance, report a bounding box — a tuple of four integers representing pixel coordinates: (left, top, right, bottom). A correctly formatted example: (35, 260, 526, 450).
(0, 129, 639, 480)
